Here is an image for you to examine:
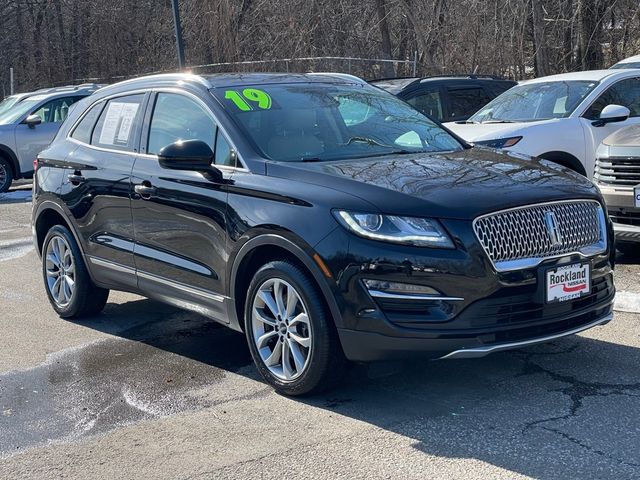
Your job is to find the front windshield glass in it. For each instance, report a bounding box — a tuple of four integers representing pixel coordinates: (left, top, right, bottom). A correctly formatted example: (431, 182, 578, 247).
(0, 96, 44, 125)
(0, 95, 22, 117)
(214, 83, 462, 162)
(469, 80, 598, 123)
(610, 62, 640, 69)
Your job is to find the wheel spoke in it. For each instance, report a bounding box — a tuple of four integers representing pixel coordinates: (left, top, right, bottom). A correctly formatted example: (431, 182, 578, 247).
(264, 341, 282, 367)
(253, 307, 276, 327)
(281, 340, 294, 379)
(285, 286, 299, 318)
(258, 290, 279, 319)
(256, 330, 277, 349)
(62, 277, 72, 302)
(52, 277, 63, 303)
(289, 331, 310, 348)
(289, 313, 309, 327)
(274, 280, 286, 317)
(287, 338, 306, 373)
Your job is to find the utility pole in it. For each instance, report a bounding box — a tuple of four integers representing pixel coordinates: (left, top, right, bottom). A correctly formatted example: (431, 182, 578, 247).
(171, 0, 186, 69)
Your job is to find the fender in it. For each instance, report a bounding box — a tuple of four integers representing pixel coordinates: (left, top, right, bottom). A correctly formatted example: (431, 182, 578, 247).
(33, 200, 86, 258)
(228, 233, 344, 331)
(539, 151, 587, 177)
(0, 144, 19, 179)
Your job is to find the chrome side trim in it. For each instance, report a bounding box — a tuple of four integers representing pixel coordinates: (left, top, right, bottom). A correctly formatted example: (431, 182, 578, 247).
(88, 256, 136, 275)
(137, 271, 226, 303)
(439, 313, 613, 360)
(368, 290, 464, 301)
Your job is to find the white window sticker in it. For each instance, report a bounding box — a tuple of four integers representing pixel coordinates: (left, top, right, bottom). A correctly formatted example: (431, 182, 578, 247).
(98, 101, 139, 146)
(99, 102, 124, 145)
(116, 103, 139, 143)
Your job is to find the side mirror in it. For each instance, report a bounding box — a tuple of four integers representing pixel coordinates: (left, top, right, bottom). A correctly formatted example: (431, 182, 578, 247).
(24, 114, 42, 129)
(592, 104, 630, 127)
(158, 139, 223, 182)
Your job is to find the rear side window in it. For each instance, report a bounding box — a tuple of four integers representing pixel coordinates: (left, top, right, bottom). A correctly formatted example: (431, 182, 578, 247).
(584, 78, 640, 119)
(406, 90, 444, 121)
(448, 87, 492, 121)
(147, 93, 216, 155)
(71, 102, 105, 144)
(91, 94, 145, 151)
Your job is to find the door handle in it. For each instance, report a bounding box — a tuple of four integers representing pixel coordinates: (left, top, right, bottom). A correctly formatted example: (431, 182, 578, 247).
(134, 183, 157, 198)
(67, 173, 85, 185)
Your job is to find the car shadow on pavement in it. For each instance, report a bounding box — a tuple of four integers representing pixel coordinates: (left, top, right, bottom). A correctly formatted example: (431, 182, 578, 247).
(72, 297, 640, 479)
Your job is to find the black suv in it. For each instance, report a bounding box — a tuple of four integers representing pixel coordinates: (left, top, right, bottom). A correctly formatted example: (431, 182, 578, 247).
(371, 75, 516, 123)
(33, 73, 614, 395)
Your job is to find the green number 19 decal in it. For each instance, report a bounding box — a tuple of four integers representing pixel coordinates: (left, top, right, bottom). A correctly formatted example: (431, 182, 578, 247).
(225, 89, 272, 111)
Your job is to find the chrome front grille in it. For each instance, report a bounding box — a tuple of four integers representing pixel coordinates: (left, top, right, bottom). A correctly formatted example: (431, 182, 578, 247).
(594, 156, 640, 186)
(473, 200, 607, 272)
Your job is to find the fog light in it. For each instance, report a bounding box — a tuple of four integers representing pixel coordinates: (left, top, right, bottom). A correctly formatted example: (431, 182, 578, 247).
(362, 279, 440, 295)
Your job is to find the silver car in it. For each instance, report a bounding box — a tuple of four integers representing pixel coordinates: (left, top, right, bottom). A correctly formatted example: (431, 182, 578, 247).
(0, 84, 102, 192)
(594, 123, 640, 256)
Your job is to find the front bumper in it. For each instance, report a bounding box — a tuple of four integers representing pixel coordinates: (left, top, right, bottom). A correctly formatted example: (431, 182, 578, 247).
(599, 184, 640, 244)
(315, 222, 615, 362)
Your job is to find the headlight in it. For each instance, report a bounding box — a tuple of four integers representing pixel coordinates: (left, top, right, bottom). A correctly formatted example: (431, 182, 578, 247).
(474, 136, 522, 149)
(333, 210, 454, 248)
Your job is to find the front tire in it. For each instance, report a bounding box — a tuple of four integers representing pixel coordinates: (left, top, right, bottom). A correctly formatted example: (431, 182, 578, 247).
(244, 260, 345, 396)
(0, 157, 12, 193)
(42, 225, 109, 318)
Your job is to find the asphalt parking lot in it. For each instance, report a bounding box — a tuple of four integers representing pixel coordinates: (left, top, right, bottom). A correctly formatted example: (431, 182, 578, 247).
(1, 183, 640, 479)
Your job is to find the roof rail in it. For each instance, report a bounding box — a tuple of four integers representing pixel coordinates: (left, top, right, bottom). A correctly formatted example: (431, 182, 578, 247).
(420, 74, 509, 81)
(308, 72, 367, 84)
(369, 76, 419, 83)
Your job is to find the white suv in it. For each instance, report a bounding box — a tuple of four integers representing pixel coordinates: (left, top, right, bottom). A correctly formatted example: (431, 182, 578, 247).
(445, 69, 640, 178)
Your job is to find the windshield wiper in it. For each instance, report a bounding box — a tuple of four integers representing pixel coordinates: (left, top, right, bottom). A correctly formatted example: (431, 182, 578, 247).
(455, 120, 478, 124)
(481, 119, 516, 124)
(344, 136, 397, 149)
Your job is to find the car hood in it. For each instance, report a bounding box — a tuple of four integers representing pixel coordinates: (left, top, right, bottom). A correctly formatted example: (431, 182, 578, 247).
(444, 118, 562, 142)
(266, 148, 601, 220)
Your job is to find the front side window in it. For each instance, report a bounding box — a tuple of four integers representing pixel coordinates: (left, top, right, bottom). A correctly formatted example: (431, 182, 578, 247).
(214, 84, 462, 162)
(148, 93, 216, 155)
(32, 96, 82, 124)
(407, 90, 444, 121)
(470, 81, 597, 123)
(91, 94, 145, 151)
(583, 78, 640, 119)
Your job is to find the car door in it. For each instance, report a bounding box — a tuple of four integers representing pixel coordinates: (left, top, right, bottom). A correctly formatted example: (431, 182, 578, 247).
(580, 77, 640, 175)
(131, 90, 234, 321)
(59, 92, 147, 289)
(14, 95, 84, 173)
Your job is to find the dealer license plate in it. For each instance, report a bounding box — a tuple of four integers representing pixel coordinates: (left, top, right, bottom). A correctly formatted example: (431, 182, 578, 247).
(546, 263, 591, 303)
(635, 185, 640, 208)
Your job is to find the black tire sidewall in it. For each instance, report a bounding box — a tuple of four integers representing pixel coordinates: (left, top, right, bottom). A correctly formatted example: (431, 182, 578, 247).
(0, 158, 12, 193)
(244, 261, 335, 396)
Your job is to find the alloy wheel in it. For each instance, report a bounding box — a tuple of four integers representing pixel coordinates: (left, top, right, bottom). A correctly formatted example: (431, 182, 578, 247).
(251, 278, 312, 381)
(45, 235, 76, 307)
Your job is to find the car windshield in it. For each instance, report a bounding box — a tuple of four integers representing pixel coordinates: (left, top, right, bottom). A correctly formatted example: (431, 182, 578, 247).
(468, 80, 597, 123)
(0, 95, 23, 117)
(0, 96, 45, 125)
(610, 61, 640, 69)
(214, 83, 463, 162)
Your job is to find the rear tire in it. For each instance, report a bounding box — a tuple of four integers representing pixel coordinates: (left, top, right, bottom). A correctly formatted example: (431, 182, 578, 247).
(42, 225, 109, 318)
(0, 157, 12, 193)
(244, 260, 346, 396)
